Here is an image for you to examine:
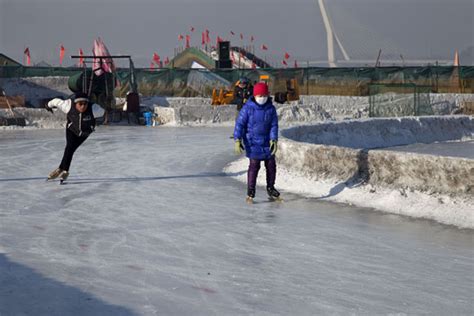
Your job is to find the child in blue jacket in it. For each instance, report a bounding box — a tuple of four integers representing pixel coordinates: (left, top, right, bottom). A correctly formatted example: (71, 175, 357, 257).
(233, 82, 280, 202)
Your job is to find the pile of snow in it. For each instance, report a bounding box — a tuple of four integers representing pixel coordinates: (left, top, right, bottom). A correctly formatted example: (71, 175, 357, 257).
(148, 97, 335, 126)
(283, 115, 474, 149)
(0, 108, 65, 129)
(225, 116, 474, 228)
(224, 158, 473, 229)
(0, 77, 70, 107)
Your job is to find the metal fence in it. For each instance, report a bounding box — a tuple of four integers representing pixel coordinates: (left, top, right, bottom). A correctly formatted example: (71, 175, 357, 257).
(1, 65, 473, 97)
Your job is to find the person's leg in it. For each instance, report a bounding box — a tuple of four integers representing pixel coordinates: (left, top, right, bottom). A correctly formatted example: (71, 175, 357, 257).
(264, 157, 276, 188)
(247, 159, 261, 197)
(59, 129, 88, 172)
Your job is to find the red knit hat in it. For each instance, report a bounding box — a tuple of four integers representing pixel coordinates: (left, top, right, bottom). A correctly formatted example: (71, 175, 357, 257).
(253, 82, 269, 96)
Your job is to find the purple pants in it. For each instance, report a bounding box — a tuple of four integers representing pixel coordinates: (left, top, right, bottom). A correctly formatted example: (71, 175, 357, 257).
(247, 157, 276, 191)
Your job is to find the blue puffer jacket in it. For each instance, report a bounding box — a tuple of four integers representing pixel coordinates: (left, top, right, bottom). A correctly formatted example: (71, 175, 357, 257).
(234, 96, 278, 160)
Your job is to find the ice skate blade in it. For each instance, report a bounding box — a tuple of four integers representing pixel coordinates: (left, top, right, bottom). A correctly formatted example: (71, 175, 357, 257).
(268, 196, 283, 202)
(246, 196, 254, 204)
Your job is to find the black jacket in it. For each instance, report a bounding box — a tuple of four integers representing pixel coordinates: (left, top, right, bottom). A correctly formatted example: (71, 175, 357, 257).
(67, 102, 96, 137)
(233, 84, 254, 111)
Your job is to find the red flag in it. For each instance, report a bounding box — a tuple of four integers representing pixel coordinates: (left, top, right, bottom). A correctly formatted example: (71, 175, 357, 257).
(261, 44, 268, 50)
(250, 35, 254, 42)
(23, 47, 31, 66)
(153, 53, 160, 65)
(216, 36, 223, 46)
(164, 56, 170, 65)
(59, 44, 65, 65)
(190, 26, 195, 32)
(201, 32, 206, 45)
(185, 35, 190, 48)
(178, 34, 184, 41)
(294, 60, 298, 68)
(284, 52, 290, 60)
(78, 48, 84, 67)
(240, 33, 243, 40)
(282, 60, 288, 67)
(205, 29, 210, 44)
(230, 31, 235, 36)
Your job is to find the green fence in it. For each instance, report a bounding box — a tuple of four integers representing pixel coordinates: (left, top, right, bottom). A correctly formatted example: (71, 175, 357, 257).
(1, 65, 473, 97)
(369, 83, 433, 117)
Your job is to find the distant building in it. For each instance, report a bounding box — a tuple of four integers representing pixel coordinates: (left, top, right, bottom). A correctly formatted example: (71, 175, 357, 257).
(0, 53, 21, 66)
(34, 60, 52, 67)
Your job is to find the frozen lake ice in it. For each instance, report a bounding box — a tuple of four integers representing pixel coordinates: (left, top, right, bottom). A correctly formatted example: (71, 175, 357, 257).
(0, 127, 473, 315)
(383, 140, 474, 159)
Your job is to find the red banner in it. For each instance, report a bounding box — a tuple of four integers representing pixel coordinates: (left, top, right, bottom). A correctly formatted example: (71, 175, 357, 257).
(23, 47, 31, 66)
(59, 44, 65, 65)
(153, 53, 160, 65)
(78, 48, 84, 67)
(185, 35, 191, 48)
(284, 52, 290, 60)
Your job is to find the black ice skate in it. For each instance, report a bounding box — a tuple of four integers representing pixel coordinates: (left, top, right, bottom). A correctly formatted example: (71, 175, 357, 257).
(267, 186, 282, 202)
(246, 188, 255, 204)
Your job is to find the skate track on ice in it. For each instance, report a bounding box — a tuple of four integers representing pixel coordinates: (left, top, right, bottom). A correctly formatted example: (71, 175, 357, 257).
(0, 127, 472, 315)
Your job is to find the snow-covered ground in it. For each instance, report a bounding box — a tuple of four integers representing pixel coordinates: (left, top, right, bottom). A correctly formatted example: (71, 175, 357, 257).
(225, 156, 473, 229)
(1, 127, 473, 315)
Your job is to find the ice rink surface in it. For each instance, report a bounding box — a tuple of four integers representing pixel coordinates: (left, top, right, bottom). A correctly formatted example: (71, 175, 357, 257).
(1, 127, 473, 315)
(384, 140, 474, 159)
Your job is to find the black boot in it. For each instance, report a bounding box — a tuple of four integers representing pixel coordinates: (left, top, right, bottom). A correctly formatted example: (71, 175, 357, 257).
(247, 188, 255, 198)
(267, 186, 280, 198)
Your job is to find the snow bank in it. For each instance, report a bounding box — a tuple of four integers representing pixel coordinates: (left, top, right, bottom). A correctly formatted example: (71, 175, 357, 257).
(224, 158, 473, 229)
(224, 116, 474, 228)
(0, 77, 70, 107)
(149, 97, 334, 126)
(283, 115, 474, 149)
(297, 94, 474, 118)
(0, 108, 65, 129)
(279, 116, 473, 195)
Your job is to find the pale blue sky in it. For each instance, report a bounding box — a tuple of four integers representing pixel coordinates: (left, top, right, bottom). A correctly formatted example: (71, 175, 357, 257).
(1, 0, 472, 66)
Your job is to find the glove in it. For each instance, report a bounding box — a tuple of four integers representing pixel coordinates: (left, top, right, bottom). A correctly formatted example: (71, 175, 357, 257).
(44, 102, 54, 113)
(270, 140, 278, 155)
(234, 139, 245, 155)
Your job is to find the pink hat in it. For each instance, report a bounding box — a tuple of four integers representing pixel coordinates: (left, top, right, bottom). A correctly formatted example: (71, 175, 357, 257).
(253, 82, 269, 96)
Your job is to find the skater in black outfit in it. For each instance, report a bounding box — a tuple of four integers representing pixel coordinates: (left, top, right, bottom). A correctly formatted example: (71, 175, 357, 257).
(45, 92, 104, 182)
(233, 77, 253, 113)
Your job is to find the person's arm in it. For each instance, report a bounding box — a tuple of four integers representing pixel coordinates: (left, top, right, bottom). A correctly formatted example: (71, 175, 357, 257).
(270, 106, 278, 141)
(47, 98, 71, 114)
(234, 105, 249, 140)
(91, 103, 105, 117)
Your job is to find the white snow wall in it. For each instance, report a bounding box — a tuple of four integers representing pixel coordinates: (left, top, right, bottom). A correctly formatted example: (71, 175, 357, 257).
(278, 116, 474, 195)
